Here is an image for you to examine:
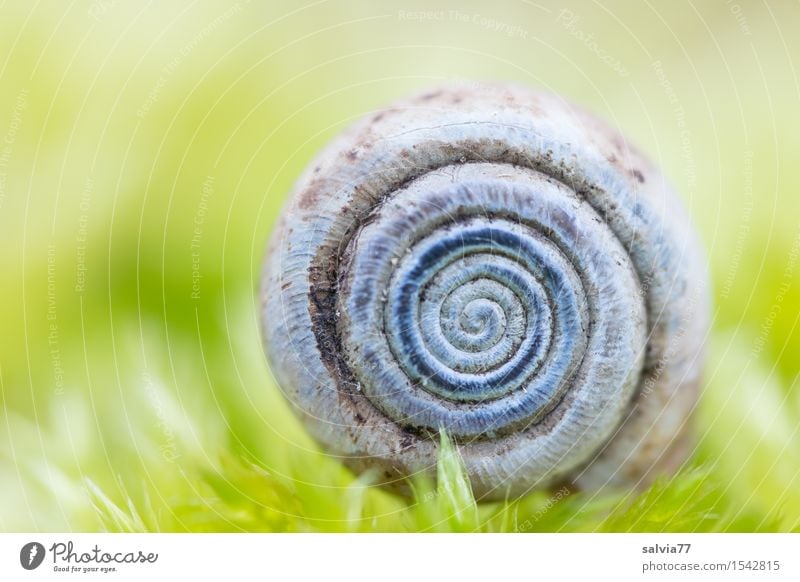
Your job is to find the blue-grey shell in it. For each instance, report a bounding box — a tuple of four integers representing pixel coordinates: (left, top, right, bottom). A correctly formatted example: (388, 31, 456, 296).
(261, 84, 709, 500)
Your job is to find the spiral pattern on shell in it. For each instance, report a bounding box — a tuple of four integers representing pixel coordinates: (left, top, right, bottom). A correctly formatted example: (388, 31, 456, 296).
(262, 84, 708, 500)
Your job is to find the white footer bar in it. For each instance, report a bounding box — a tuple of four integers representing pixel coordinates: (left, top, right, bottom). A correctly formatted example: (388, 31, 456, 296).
(1, 533, 796, 581)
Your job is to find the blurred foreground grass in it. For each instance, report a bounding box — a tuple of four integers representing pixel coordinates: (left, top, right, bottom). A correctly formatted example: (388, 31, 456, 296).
(1, 0, 799, 531)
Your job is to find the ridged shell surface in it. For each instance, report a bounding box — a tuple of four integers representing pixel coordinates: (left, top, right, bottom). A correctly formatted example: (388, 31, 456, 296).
(262, 84, 708, 500)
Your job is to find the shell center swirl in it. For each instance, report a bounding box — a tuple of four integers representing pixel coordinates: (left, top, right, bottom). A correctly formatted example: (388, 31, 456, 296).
(335, 163, 645, 441)
(385, 222, 562, 404)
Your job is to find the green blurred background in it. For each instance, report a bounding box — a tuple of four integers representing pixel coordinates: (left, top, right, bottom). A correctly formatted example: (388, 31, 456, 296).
(1, 0, 799, 532)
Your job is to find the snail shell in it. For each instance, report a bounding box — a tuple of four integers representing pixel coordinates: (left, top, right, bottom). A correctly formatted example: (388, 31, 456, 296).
(261, 84, 708, 500)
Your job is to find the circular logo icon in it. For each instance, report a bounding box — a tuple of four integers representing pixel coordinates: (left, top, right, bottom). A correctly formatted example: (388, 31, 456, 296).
(20, 542, 46, 570)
